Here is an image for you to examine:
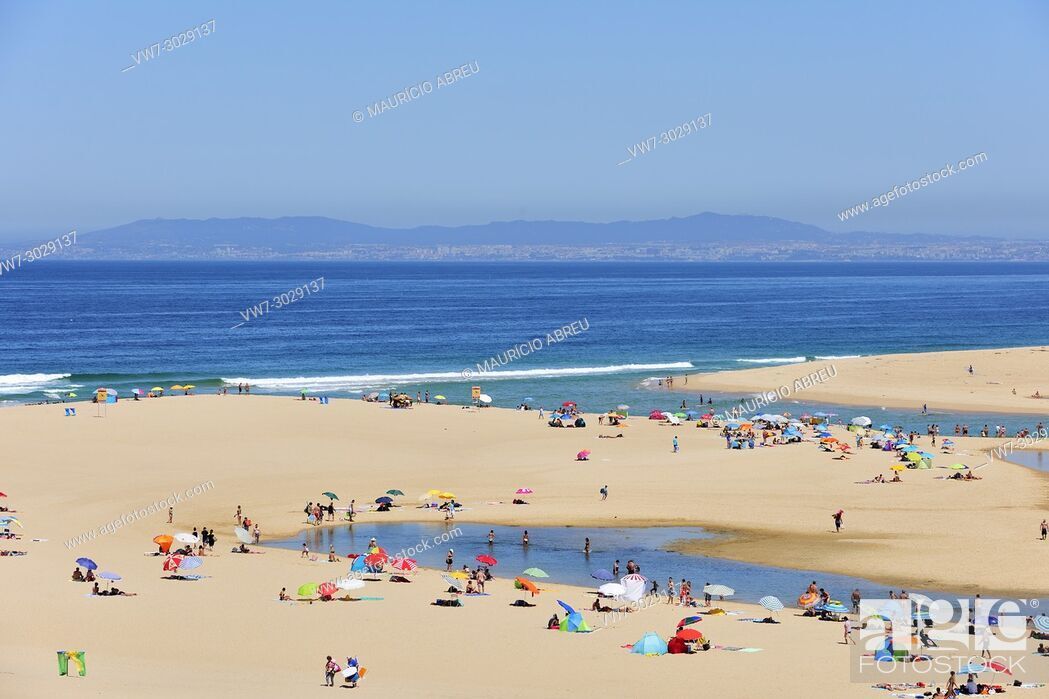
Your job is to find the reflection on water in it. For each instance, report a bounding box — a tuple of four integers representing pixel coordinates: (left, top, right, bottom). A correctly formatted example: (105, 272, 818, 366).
(268, 521, 956, 604)
(1004, 450, 1049, 473)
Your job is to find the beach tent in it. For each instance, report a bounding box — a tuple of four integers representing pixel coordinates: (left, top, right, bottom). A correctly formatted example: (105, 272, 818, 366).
(559, 612, 592, 633)
(620, 573, 647, 602)
(648, 410, 664, 420)
(631, 632, 668, 656)
(152, 535, 173, 553)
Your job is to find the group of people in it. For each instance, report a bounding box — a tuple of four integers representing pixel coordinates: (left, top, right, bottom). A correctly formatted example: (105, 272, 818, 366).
(323, 655, 362, 688)
(304, 501, 336, 524)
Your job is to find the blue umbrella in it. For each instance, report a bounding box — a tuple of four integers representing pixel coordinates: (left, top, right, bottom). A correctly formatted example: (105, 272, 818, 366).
(350, 556, 367, 573)
(98, 571, 121, 581)
(919, 452, 935, 459)
(557, 599, 576, 615)
(956, 663, 986, 675)
(1034, 616, 1049, 633)
(375, 496, 393, 504)
(899, 445, 919, 452)
(523, 397, 534, 403)
(591, 569, 615, 581)
(819, 601, 849, 614)
(75, 557, 97, 571)
(879, 424, 893, 431)
(177, 556, 203, 570)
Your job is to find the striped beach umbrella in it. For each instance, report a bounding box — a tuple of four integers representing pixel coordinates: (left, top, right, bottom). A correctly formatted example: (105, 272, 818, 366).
(798, 592, 819, 608)
(390, 557, 417, 572)
(759, 595, 784, 612)
(820, 600, 849, 614)
(703, 584, 734, 597)
(1034, 615, 1049, 633)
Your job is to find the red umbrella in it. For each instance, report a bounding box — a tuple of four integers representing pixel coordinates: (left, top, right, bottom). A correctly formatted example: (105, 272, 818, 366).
(162, 555, 183, 571)
(317, 582, 338, 597)
(0, 492, 7, 497)
(986, 660, 1013, 675)
(476, 554, 497, 566)
(364, 553, 387, 566)
(676, 628, 703, 641)
(562, 401, 576, 407)
(390, 557, 417, 571)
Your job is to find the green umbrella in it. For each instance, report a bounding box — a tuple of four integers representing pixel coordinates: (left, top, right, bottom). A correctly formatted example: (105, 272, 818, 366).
(297, 582, 318, 597)
(523, 567, 549, 578)
(386, 489, 404, 496)
(322, 492, 339, 500)
(948, 463, 968, 470)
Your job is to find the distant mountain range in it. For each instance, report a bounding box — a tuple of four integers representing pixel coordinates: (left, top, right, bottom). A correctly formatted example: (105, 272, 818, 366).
(3, 213, 1036, 261)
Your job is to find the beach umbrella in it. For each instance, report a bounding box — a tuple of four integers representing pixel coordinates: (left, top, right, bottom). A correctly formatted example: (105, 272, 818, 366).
(676, 628, 702, 641)
(515, 488, 533, 495)
(798, 592, 819, 608)
(985, 660, 1013, 676)
(162, 555, 183, 572)
(523, 397, 535, 403)
(879, 424, 893, 431)
(438, 492, 456, 500)
(98, 571, 121, 581)
(820, 600, 849, 614)
(434, 395, 446, 402)
(905, 452, 923, 462)
(75, 557, 98, 571)
(674, 412, 687, 418)
(557, 599, 577, 615)
(478, 394, 492, 404)
(0, 492, 5, 497)
(949, 463, 968, 470)
(174, 532, 199, 544)
(152, 534, 173, 553)
(0, 516, 23, 528)
(389, 557, 417, 572)
(336, 577, 366, 591)
(297, 582, 318, 597)
(620, 573, 647, 602)
(170, 385, 184, 391)
(177, 556, 203, 571)
(630, 632, 668, 656)
(234, 527, 253, 544)
(364, 553, 387, 566)
(591, 569, 615, 581)
(919, 451, 935, 459)
(559, 612, 592, 633)
(375, 496, 393, 505)
(890, 465, 906, 471)
(448, 570, 469, 580)
(386, 490, 404, 496)
(955, 663, 986, 675)
(523, 567, 548, 578)
(576, 450, 591, 460)
(67, 392, 77, 398)
(899, 445, 919, 452)
(131, 388, 143, 396)
(349, 556, 367, 573)
(317, 582, 338, 597)
(1034, 616, 1049, 633)
(703, 584, 734, 597)
(759, 595, 784, 612)
(851, 416, 872, 426)
(183, 385, 196, 390)
(514, 577, 538, 594)
(678, 615, 703, 627)
(617, 404, 629, 411)
(442, 574, 464, 591)
(476, 554, 497, 566)
(598, 583, 626, 597)
(323, 491, 339, 500)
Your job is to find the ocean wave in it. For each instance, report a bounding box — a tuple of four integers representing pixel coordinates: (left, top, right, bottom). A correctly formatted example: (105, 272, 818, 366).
(222, 362, 694, 392)
(735, 357, 807, 365)
(0, 373, 74, 395)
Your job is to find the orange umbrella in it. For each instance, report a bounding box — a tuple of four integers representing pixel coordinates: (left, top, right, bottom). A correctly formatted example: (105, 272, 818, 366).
(515, 576, 539, 595)
(798, 591, 819, 608)
(153, 534, 173, 553)
(820, 437, 838, 444)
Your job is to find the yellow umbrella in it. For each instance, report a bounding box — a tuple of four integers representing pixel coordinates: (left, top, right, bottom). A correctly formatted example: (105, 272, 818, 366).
(438, 492, 456, 499)
(183, 384, 196, 389)
(890, 465, 906, 471)
(151, 387, 164, 392)
(905, 452, 922, 462)
(449, 571, 469, 580)
(170, 385, 185, 391)
(427, 489, 442, 496)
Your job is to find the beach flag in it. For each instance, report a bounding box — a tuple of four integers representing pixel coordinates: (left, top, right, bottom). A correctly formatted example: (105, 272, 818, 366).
(57, 650, 86, 676)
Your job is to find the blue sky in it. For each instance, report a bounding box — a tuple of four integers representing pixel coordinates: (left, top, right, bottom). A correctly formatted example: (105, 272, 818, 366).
(0, 0, 1046, 239)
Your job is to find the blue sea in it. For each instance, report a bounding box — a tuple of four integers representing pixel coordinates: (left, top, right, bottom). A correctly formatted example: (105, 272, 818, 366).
(3, 261, 1049, 431)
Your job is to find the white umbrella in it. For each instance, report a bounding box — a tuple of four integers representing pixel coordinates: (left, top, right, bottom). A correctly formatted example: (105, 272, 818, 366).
(703, 584, 735, 597)
(598, 582, 626, 597)
(759, 595, 784, 612)
(234, 527, 253, 544)
(665, 414, 681, 425)
(174, 533, 199, 544)
(851, 416, 872, 427)
(336, 577, 366, 591)
(478, 394, 492, 404)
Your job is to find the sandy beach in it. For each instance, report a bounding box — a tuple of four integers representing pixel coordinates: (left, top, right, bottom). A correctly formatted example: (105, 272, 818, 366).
(672, 346, 1049, 414)
(2, 391, 1049, 697)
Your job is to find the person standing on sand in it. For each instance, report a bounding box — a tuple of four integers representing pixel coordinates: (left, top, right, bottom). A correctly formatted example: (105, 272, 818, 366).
(968, 365, 974, 375)
(235, 505, 242, 525)
(843, 617, 855, 644)
(672, 436, 679, 453)
(832, 510, 843, 533)
(167, 506, 173, 524)
(253, 523, 260, 544)
(600, 485, 608, 500)
(324, 655, 339, 687)
(301, 542, 309, 558)
(666, 577, 675, 603)
(851, 588, 861, 614)
(1041, 519, 1048, 541)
